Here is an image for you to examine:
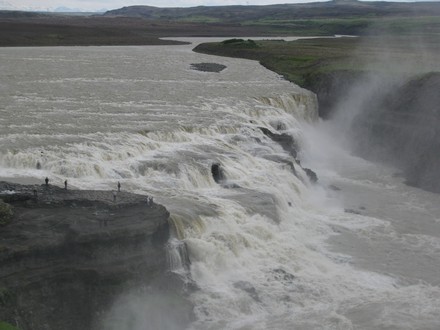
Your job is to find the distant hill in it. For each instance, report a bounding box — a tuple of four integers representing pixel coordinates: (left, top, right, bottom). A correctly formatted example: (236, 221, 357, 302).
(104, 1, 440, 22)
(1, 0, 440, 47)
(0, 10, 48, 18)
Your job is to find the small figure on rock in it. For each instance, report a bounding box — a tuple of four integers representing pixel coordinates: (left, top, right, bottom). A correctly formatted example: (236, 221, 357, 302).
(45, 177, 49, 186)
(117, 181, 121, 192)
(64, 180, 68, 190)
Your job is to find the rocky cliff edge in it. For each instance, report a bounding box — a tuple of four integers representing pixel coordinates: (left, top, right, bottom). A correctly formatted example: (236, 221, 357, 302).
(0, 181, 173, 330)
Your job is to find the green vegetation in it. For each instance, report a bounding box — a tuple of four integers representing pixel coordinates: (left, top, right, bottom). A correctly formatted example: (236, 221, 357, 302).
(240, 16, 440, 36)
(0, 321, 19, 330)
(221, 39, 259, 48)
(0, 200, 13, 226)
(195, 38, 358, 86)
(178, 15, 221, 23)
(194, 36, 440, 87)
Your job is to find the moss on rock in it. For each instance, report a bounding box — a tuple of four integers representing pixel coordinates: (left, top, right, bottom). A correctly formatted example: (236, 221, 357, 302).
(0, 321, 19, 330)
(0, 200, 13, 226)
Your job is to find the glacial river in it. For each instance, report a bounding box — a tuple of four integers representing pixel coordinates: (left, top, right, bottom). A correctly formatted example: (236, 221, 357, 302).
(1, 39, 439, 329)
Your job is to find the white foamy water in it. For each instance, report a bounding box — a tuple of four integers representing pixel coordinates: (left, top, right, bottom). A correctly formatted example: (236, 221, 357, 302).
(1, 40, 439, 330)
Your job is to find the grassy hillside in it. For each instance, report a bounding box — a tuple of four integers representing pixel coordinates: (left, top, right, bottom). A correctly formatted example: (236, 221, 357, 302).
(105, 1, 440, 22)
(104, 1, 440, 36)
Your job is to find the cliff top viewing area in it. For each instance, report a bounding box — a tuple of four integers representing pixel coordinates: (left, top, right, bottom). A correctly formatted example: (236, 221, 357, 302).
(0, 181, 173, 329)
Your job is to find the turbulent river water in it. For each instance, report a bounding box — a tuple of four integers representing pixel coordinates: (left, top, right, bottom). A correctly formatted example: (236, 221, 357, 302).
(1, 38, 439, 330)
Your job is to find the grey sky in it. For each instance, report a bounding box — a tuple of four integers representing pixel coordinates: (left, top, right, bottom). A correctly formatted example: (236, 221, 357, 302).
(0, 0, 426, 12)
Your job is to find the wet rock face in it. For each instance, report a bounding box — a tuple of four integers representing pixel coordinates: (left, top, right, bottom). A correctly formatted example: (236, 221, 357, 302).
(257, 127, 320, 185)
(351, 73, 440, 193)
(303, 168, 318, 184)
(0, 182, 172, 330)
(211, 163, 225, 183)
(0, 199, 13, 226)
(303, 70, 365, 119)
(307, 70, 440, 194)
(258, 126, 298, 159)
(190, 62, 226, 73)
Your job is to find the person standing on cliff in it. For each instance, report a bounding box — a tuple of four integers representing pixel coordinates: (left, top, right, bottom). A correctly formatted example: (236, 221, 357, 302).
(64, 180, 68, 190)
(117, 181, 121, 192)
(45, 177, 49, 186)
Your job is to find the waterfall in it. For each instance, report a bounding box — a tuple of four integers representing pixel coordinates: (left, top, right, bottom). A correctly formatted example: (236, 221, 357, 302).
(3, 44, 439, 330)
(257, 91, 319, 123)
(166, 237, 190, 276)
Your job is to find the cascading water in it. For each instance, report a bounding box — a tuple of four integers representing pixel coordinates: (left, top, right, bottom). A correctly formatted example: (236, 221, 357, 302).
(1, 39, 439, 330)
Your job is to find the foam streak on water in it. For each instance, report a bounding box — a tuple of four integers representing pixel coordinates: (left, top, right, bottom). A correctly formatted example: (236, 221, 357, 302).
(1, 41, 439, 330)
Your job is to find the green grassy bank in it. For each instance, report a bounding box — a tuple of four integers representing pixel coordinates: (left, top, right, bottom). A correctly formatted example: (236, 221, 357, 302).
(194, 36, 439, 86)
(0, 322, 19, 330)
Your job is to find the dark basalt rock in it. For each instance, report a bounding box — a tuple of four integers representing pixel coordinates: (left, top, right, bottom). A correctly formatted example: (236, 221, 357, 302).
(303, 168, 318, 184)
(257, 128, 320, 184)
(190, 63, 226, 73)
(211, 163, 225, 183)
(272, 268, 296, 283)
(0, 181, 183, 330)
(303, 70, 366, 119)
(350, 72, 440, 194)
(258, 126, 298, 159)
(307, 70, 440, 194)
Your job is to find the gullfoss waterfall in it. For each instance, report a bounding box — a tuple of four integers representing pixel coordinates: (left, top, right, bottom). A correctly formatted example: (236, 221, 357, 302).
(1, 42, 440, 329)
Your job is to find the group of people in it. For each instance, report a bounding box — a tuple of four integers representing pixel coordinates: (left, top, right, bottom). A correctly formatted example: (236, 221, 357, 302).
(39, 178, 155, 230)
(43, 178, 154, 206)
(44, 177, 67, 190)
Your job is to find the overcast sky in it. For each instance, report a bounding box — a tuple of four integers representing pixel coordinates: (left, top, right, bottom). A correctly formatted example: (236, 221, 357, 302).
(0, 0, 427, 12)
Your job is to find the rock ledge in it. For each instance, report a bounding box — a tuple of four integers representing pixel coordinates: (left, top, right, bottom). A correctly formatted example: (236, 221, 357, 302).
(0, 181, 172, 330)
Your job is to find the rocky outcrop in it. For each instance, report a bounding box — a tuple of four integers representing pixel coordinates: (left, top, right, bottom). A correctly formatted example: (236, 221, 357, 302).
(0, 182, 177, 330)
(303, 70, 366, 119)
(0, 199, 13, 226)
(258, 127, 320, 184)
(259, 126, 298, 159)
(211, 163, 225, 183)
(351, 72, 440, 193)
(303, 168, 318, 183)
(305, 70, 440, 193)
(190, 63, 226, 73)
